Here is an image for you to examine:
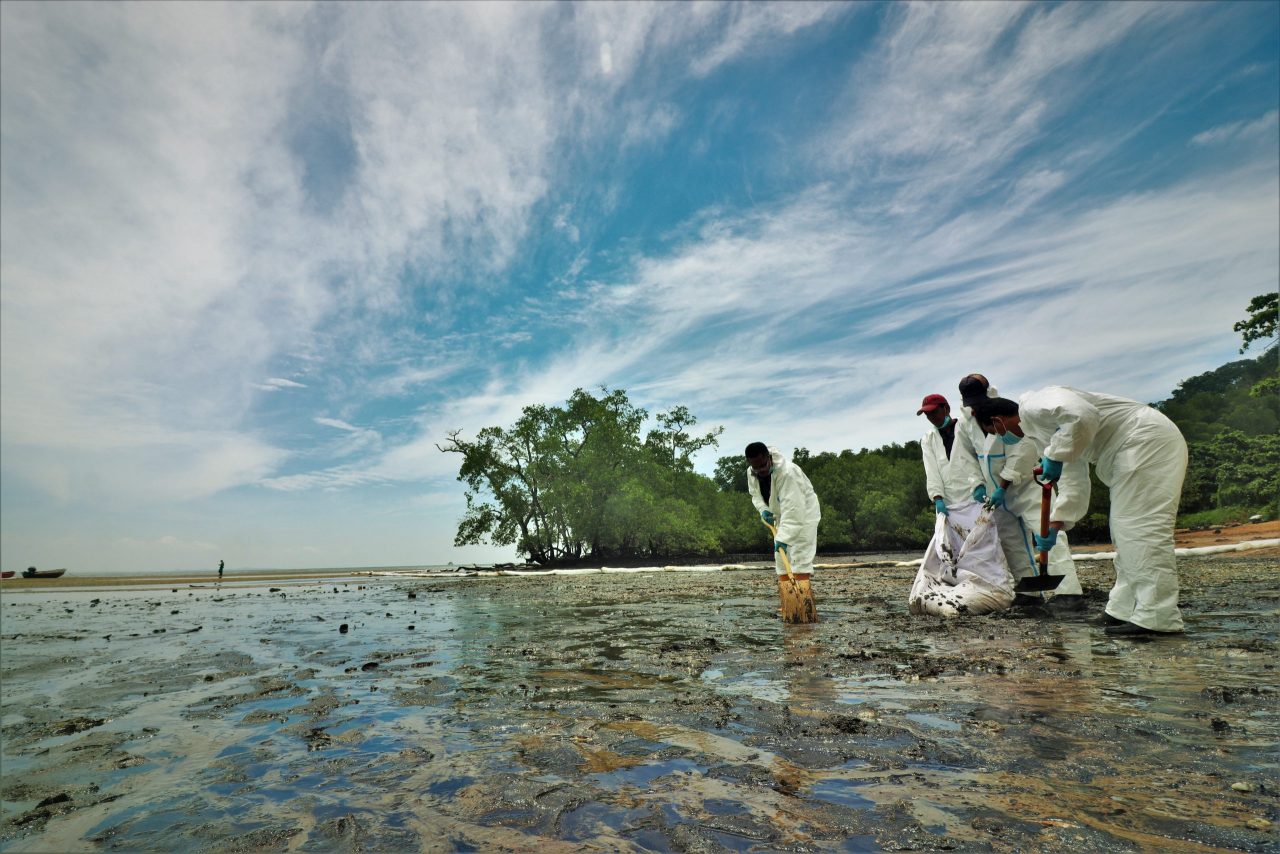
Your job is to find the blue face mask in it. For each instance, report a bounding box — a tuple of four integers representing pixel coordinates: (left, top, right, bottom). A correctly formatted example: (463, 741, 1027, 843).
(936, 416, 952, 430)
(999, 431, 1021, 446)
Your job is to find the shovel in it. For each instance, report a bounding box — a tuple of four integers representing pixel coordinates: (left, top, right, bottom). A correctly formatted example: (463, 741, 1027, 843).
(1015, 466, 1066, 593)
(762, 519, 818, 624)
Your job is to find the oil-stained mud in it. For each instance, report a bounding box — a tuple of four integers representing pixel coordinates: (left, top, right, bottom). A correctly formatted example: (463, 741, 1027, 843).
(1, 556, 1277, 852)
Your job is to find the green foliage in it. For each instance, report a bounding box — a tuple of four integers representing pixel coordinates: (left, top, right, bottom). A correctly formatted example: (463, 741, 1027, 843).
(712, 455, 750, 493)
(440, 388, 737, 564)
(1178, 506, 1270, 529)
(1180, 429, 1280, 516)
(1157, 354, 1280, 443)
(1234, 292, 1278, 354)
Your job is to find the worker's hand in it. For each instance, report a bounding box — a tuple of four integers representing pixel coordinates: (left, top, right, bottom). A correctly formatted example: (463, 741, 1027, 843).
(934, 498, 948, 516)
(1039, 457, 1063, 483)
(1034, 528, 1059, 552)
(774, 541, 790, 557)
(983, 486, 1006, 509)
(760, 509, 776, 525)
(972, 484, 987, 503)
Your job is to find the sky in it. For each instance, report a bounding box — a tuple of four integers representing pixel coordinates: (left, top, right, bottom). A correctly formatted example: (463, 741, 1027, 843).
(2, 1, 1277, 574)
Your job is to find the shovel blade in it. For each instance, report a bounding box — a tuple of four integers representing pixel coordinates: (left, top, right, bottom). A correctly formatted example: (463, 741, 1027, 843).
(1015, 572, 1065, 593)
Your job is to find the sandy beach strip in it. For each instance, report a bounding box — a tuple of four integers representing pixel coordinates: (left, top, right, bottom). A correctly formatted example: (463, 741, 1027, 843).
(0, 567, 391, 591)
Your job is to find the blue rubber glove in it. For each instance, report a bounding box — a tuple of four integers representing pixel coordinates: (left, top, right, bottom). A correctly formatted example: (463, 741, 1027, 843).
(1034, 528, 1059, 552)
(760, 509, 776, 525)
(774, 541, 789, 557)
(984, 486, 1006, 509)
(972, 484, 987, 503)
(934, 498, 948, 516)
(1039, 457, 1063, 483)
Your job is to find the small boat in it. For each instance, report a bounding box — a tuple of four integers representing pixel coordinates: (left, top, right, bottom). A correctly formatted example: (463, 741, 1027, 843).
(21, 567, 66, 579)
(1, 571, 14, 579)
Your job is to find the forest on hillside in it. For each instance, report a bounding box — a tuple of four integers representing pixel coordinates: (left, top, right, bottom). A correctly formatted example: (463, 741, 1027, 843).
(442, 295, 1278, 563)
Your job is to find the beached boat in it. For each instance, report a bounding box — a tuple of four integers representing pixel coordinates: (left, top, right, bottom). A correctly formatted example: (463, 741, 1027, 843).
(21, 567, 66, 579)
(1, 571, 14, 579)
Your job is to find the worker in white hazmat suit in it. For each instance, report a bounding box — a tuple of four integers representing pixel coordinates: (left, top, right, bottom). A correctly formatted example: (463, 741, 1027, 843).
(953, 375, 1083, 609)
(976, 390, 1189, 636)
(746, 443, 821, 579)
(916, 393, 966, 513)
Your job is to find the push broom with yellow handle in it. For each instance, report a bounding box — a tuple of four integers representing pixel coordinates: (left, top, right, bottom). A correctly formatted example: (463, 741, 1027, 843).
(762, 518, 818, 624)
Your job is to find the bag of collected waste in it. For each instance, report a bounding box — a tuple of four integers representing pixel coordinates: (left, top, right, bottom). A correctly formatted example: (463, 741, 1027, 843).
(909, 500, 1014, 617)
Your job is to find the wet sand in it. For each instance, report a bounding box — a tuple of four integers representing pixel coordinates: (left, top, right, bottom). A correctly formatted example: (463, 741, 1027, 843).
(2, 554, 1276, 852)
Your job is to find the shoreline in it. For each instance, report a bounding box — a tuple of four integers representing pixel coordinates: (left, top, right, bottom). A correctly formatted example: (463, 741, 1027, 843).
(4, 521, 1274, 592)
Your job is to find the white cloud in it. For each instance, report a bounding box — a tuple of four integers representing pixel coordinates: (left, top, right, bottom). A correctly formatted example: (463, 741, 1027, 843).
(690, 1, 851, 77)
(258, 377, 308, 391)
(1191, 109, 1280, 146)
(822, 1, 1187, 220)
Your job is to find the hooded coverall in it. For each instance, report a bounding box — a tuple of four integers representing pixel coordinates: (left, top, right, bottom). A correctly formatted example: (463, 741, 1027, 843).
(748, 447, 821, 577)
(954, 390, 1082, 596)
(1018, 387, 1189, 632)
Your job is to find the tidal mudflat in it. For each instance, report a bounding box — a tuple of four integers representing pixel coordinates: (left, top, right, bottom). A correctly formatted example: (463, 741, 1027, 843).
(1, 555, 1276, 852)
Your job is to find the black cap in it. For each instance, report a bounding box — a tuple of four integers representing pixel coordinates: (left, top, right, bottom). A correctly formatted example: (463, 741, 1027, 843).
(958, 376, 988, 407)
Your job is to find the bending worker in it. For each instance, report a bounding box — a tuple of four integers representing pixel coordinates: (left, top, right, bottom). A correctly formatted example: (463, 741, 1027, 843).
(975, 389, 1189, 636)
(746, 441, 821, 585)
(916, 393, 966, 514)
(954, 375, 1083, 608)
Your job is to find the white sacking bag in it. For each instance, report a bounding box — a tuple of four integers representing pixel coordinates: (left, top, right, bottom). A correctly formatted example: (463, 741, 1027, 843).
(909, 500, 1014, 617)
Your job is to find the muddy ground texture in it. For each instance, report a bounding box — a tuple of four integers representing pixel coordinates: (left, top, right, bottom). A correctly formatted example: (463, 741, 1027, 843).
(1, 555, 1276, 853)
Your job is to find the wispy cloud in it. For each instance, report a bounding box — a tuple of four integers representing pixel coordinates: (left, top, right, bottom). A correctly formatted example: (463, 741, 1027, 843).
(1191, 108, 1280, 146)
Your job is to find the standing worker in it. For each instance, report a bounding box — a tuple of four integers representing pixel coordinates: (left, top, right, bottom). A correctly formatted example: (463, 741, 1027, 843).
(954, 374, 1083, 609)
(976, 389, 1189, 636)
(916, 394, 965, 515)
(218, 559, 224, 581)
(746, 442, 821, 623)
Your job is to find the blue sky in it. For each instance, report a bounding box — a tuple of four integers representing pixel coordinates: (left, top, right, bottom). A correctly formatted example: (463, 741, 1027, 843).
(2, 1, 1277, 573)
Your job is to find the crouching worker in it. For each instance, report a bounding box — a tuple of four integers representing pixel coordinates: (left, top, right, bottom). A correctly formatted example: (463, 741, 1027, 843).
(976, 390, 1189, 637)
(746, 442, 820, 623)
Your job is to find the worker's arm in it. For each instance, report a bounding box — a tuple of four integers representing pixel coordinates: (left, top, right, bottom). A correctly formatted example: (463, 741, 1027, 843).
(747, 469, 768, 515)
(1050, 459, 1091, 527)
(1023, 388, 1100, 464)
(996, 437, 1038, 488)
(921, 431, 946, 502)
(949, 414, 985, 495)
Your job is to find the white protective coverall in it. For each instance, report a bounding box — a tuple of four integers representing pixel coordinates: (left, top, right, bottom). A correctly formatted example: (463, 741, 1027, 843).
(921, 422, 966, 506)
(910, 500, 1014, 616)
(954, 388, 1082, 596)
(1017, 387, 1189, 632)
(748, 447, 821, 577)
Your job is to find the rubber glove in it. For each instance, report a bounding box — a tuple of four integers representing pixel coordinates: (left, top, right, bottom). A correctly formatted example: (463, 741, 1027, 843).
(1039, 457, 1064, 483)
(774, 541, 790, 557)
(1034, 528, 1059, 552)
(972, 483, 987, 503)
(934, 498, 948, 516)
(984, 486, 1006, 509)
(760, 509, 776, 525)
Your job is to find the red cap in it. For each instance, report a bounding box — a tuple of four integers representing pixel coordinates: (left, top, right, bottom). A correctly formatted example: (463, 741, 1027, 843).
(916, 393, 948, 415)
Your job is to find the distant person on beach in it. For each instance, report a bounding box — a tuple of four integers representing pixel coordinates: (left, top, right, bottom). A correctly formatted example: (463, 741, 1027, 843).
(953, 374, 1083, 611)
(975, 389, 1189, 637)
(746, 443, 821, 583)
(916, 393, 964, 515)
(218, 559, 224, 580)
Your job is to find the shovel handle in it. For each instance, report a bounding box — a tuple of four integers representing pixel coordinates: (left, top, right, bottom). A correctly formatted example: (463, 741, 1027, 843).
(761, 519, 795, 580)
(1034, 466, 1053, 572)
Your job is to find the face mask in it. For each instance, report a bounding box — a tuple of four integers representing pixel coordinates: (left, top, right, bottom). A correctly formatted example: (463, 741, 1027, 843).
(936, 416, 952, 429)
(999, 430, 1021, 446)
